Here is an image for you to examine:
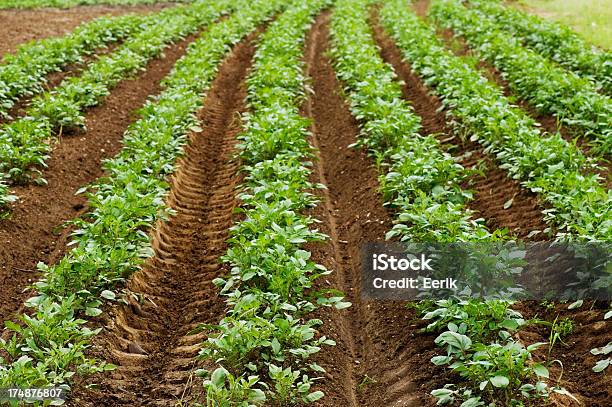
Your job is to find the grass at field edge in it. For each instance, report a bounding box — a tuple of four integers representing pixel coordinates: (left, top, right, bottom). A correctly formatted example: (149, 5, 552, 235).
(511, 0, 612, 49)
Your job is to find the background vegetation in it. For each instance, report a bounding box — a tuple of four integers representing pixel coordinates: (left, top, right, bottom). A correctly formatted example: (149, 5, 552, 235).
(514, 0, 612, 49)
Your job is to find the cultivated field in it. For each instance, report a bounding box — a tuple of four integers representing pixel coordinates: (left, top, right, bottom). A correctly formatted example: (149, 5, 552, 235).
(0, 0, 610, 406)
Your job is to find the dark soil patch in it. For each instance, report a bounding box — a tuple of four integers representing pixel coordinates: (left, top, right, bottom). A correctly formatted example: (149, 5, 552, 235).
(68, 29, 258, 407)
(369, 9, 550, 239)
(0, 34, 198, 323)
(0, 3, 170, 57)
(303, 12, 442, 407)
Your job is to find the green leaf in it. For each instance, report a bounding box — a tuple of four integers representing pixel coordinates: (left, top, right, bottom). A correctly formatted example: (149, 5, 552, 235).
(101, 290, 116, 300)
(532, 364, 549, 378)
(592, 358, 610, 373)
(4, 320, 21, 332)
(568, 300, 583, 310)
(250, 388, 266, 402)
(85, 307, 102, 317)
(488, 375, 508, 388)
(305, 391, 324, 402)
(499, 319, 519, 331)
(461, 397, 484, 407)
(211, 367, 227, 387)
(527, 342, 548, 352)
(271, 338, 281, 354)
(436, 331, 472, 351)
(431, 355, 452, 365)
(590, 342, 612, 355)
(24, 295, 44, 308)
(309, 363, 326, 373)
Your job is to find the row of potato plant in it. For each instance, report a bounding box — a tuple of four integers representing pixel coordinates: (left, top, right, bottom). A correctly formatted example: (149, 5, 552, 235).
(0, 0, 187, 9)
(329, 1, 570, 405)
(380, 0, 611, 242)
(197, 0, 350, 405)
(0, 0, 227, 188)
(430, 0, 612, 155)
(0, 12, 153, 119)
(467, 0, 612, 95)
(330, 0, 496, 243)
(0, 0, 286, 393)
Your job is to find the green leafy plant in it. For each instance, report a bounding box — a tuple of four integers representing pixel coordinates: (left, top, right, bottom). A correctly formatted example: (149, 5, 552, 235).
(0, 12, 153, 119)
(0, 0, 282, 390)
(329, 0, 502, 243)
(0, 177, 17, 215)
(199, 367, 267, 407)
(467, 0, 612, 95)
(430, 0, 612, 154)
(0, 0, 188, 9)
(199, 1, 345, 405)
(547, 316, 574, 355)
(591, 308, 612, 372)
(327, 1, 573, 404)
(0, 0, 232, 187)
(380, 0, 611, 242)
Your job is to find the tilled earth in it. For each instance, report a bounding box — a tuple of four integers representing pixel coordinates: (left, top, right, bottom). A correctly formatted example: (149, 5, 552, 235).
(0, 3, 609, 407)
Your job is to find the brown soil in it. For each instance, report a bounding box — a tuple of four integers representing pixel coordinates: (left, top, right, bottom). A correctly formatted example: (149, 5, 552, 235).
(0, 3, 170, 57)
(369, 9, 550, 239)
(304, 13, 442, 407)
(0, 34, 197, 324)
(513, 301, 612, 407)
(67, 29, 258, 407)
(412, 0, 431, 18)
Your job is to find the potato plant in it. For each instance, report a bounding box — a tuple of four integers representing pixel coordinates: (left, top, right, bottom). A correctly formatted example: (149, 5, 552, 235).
(0, 179, 16, 214)
(467, 0, 612, 95)
(328, 1, 577, 405)
(0, 0, 187, 9)
(430, 0, 612, 155)
(198, 0, 351, 405)
(329, 0, 498, 243)
(0, 0, 284, 390)
(380, 0, 611, 242)
(0, 12, 154, 119)
(0, 0, 232, 187)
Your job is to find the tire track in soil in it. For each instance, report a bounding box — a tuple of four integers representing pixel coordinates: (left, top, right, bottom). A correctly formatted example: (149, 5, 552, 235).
(303, 13, 441, 407)
(69, 31, 258, 407)
(0, 34, 198, 325)
(369, 9, 551, 240)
